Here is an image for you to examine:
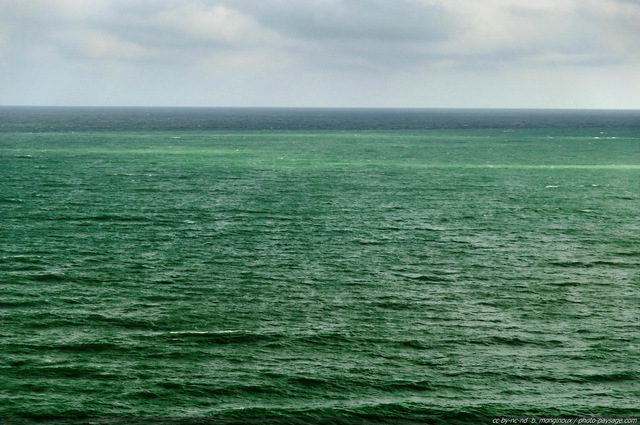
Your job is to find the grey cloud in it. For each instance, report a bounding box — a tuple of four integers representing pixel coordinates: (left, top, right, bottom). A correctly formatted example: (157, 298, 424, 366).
(215, 0, 640, 72)
(68, 1, 284, 63)
(233, 0, 457, 42)
(71, 0, 461, 71)
(434, 0, 640, 69)
(7, 0, 637, 71)
(218, 0, 463, 71)
(1, 0, 638, 108)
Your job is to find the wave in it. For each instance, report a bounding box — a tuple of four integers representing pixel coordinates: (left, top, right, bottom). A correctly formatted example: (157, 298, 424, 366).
(549, 260, 637, 268)
(479, 336, 566, 348)
(7, 401, 640, 424)
(30, 272, 68, 282)
(47, 342, 120, 352)
(163, 330, 282, 345)
(398, 339, 433, 350)
(282, 334, 351, 349)
(0, 197, 25, 204)
(577, 371, 638, 383)
(394, 273, 455, 283)
(27, 403, 635, 424)
(7, 341, 121, 354)
(0, 300, 47, 308)
(41, 214, 156, 223)
(370, 300, 420, 311)
(11, 366, 121, 381)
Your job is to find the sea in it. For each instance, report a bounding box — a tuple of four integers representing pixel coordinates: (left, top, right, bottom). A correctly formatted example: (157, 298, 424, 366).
(1, 107, 639, 425)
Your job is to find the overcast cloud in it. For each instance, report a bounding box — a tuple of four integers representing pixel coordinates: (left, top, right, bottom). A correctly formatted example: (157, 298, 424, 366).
(1, 0, 638, 108)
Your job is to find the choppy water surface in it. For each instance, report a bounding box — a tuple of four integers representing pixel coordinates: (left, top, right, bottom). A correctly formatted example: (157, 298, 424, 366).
(1, 108, 639, 424)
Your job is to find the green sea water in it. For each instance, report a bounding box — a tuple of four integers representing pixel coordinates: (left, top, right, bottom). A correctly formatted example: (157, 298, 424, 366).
(1, 109, 639, 424)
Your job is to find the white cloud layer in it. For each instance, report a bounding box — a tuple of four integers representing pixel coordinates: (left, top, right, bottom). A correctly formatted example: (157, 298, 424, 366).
(1, 0, 638, 107)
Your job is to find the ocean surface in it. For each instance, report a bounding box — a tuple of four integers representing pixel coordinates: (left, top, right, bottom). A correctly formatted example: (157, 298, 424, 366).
(1, 107, 639, 424)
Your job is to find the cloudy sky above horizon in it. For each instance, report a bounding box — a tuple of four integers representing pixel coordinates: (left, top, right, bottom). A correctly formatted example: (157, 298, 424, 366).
(1, 0, 639, 108)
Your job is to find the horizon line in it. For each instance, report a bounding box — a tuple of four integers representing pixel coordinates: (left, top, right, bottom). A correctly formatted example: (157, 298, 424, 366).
(1, 105, 639, 112)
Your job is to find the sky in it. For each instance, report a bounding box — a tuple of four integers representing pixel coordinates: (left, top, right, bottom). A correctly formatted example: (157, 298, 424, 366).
(1, 0, 639, 108)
